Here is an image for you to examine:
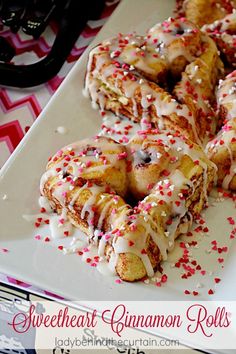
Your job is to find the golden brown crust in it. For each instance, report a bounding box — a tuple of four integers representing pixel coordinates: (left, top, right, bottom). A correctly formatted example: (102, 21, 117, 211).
(183, 0, 235, 27)
(41, 132, 216, 281)
(85, 19, 223, 145)
(206, 118, 236, 190)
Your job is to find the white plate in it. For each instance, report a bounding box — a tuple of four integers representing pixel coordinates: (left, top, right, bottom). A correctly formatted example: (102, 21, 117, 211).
(0, 0, 236, 306)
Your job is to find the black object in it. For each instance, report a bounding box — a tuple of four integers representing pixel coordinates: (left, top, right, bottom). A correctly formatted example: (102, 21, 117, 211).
(0, 0, 28, 33)
(21, 0, 59, 38)
(0, 37, 15, 62)
(0, 0, 105, 87)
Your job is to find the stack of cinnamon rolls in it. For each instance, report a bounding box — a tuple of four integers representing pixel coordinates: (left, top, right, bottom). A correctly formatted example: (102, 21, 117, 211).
(40, 2, 236, 281)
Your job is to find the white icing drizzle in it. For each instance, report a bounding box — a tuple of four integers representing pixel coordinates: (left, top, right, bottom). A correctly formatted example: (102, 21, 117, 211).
(84, 23, 204, 144)
(206, 121, 236, 190)
(146, 17, 198, 64)
(222, 129, 236, 190)
(217, 71, 236, 121)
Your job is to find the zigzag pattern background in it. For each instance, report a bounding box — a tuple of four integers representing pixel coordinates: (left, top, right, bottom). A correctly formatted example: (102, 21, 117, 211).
(0, 0, 119, 293)
(0, 0, 119, 169)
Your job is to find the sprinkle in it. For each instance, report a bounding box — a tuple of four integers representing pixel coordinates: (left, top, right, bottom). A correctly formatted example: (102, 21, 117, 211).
(115, 279, 122, 284)
(58, 246, 63, 251)
(196, 283, 203, 288)
(1, 248, 9, 253)
(128, 240, 134, 247)
(200, 270, 206, 275)
(40, 207, 46, 213)
(56, 126, 67, 134)
(44, 237, 50, 242)
(184, 290, 190, 295)
(34, 235, 41, 240)
(193, 291, 199, 296)
(208, 289, 214, 295)
(129, 222, 137, 232)
(117, 152, 128, 160)
(161, 274, 168, 283)
(35, 222, 40, 228)
(218, 258, 224, 263)
(227, 217, 235, 225)
(214, 278, 221, 284)
(86, 258, 92, 263)
(141, 249, 147, 255)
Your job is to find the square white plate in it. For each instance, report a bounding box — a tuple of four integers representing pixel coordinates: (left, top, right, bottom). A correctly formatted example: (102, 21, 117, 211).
(0, 0, 236, 308)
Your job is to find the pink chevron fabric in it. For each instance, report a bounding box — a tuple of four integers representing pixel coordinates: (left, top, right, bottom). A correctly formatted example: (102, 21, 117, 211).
(0, 0, 119, 297)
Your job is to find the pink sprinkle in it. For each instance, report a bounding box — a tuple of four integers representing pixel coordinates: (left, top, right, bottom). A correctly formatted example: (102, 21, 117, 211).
(122, 136, 129, 143)
(34, 235, 41, 240)
(227, 217, 235, 225)
(130, 223, 137, 232)
(86, 161, 92, 167)
(62, 191, 67, 198)
(200, 270, 206, 275)
(89, 218, 95, 226)
(83, 247, 89, 252)
(57, 150, 63, 157)
(161, 274, 168, 283)
(143, 203, 152, 212)
(1, 248, 9, 253)
(59, 218, 65, 224)
(91, 263, 97, 267)
(115, 279, 122, 284)
(105, 234, 111, 240)
(156, 282, 162, 287)
(117, 152, 128, 160)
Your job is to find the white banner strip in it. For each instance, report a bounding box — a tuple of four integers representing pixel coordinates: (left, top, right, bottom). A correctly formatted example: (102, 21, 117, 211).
(1, 300, 236, 351)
